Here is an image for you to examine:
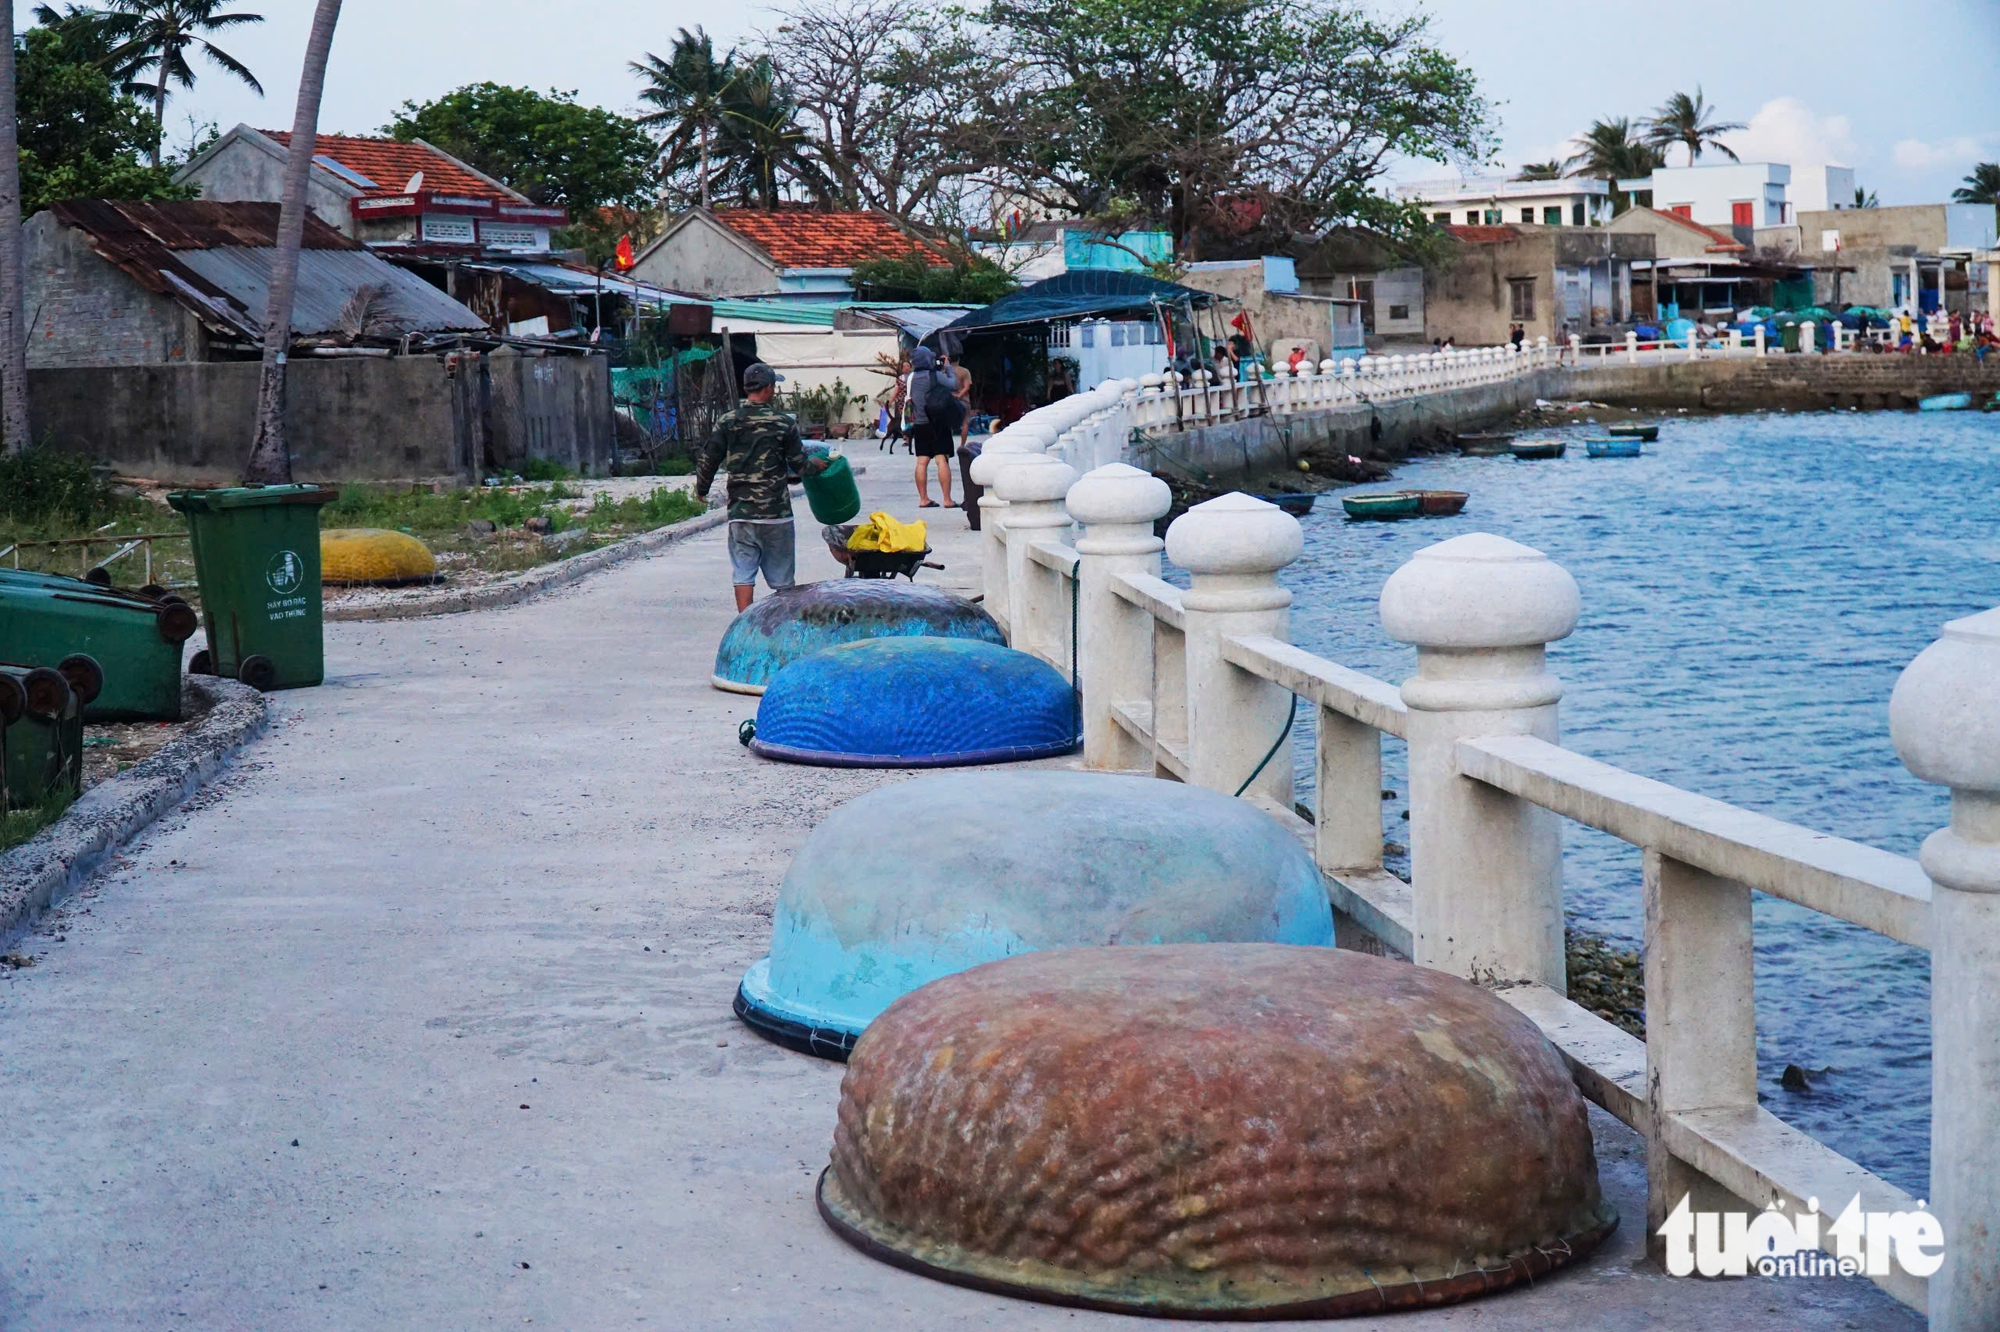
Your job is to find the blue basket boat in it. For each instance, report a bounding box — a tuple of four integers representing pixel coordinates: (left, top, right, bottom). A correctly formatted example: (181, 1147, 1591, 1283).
(1585, 437, 1643, 458)
(732, 770, 1336, 1058)
(1919, 393, 1974, 412)
(749, 637, 1078, 768)
(713, 579, 1003, 695)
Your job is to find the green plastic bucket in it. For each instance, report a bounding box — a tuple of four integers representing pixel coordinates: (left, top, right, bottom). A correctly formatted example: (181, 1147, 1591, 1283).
(803, 454, 861, 526)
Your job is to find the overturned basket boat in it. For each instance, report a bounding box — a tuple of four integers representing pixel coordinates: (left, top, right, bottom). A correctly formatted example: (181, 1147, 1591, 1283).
(1606, 423, 1660, 441)
(1510, 439, 1567, 460)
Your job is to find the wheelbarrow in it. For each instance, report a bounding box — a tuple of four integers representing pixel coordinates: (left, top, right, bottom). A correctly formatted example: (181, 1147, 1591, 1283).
(822, 524, 943, 581)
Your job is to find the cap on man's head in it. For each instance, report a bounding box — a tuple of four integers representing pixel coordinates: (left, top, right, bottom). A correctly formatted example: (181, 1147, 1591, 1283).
(743, 362, 785, 391)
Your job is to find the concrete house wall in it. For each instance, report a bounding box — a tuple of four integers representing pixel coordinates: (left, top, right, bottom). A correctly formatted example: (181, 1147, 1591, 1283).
(179, 133, 355, 235)
(1426, 229, 1649, 346)
(1798, 204, 1999, 313)
(24, 214, 213, 367)
(628, 215, 781, 297)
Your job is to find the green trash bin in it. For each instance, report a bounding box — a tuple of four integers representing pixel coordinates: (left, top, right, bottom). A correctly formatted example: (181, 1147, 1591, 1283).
(0, 662, 83, 812)
(167, 484, 338, 692)
(0, 575, 196, 721)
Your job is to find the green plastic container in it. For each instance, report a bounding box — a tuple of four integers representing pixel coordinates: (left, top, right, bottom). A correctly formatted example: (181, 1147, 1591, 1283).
(0, 663, 82, 812)
(0, 575, 195, 721)
(802, 453, 862, 525)
(167, 484, 337, 692)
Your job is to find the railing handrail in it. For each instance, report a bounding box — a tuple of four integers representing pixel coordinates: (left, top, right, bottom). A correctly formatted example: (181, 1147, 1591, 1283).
(1221, 632, 1409, 738)
(1458, 733, 1932, 948)
(1107, 569, 1186, 631)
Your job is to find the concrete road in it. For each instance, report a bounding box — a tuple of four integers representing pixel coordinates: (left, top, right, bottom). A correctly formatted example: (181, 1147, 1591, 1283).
(0, 462, 1919, 1330)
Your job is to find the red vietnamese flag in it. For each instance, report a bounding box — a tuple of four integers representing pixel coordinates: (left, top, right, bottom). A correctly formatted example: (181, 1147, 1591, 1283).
(614, 234, 635, 270)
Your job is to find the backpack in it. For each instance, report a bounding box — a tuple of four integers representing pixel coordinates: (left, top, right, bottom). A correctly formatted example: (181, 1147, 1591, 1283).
(921, 369, 965, 431)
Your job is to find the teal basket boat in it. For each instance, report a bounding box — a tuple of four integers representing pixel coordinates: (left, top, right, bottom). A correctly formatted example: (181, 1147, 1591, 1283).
(1606, 424, 1659, 441)
(1919, 393, 1974, 413)
(1342, 492, 1422, 520)
(1585, 438, 1643, 459)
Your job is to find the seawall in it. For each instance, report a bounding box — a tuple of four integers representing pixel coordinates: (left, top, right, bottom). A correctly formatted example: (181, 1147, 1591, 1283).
(1576, 355, 2000, 411)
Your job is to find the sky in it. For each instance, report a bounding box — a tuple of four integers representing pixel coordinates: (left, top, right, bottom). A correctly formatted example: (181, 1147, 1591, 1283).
(27, 0, 1999, 207)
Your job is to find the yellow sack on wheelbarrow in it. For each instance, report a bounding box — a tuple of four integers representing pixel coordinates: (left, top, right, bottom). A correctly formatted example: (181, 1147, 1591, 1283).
(846, 511, 928, 553)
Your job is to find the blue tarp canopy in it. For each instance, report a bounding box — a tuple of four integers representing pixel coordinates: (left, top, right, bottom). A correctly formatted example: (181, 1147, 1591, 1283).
(939, 270, 1214, 337)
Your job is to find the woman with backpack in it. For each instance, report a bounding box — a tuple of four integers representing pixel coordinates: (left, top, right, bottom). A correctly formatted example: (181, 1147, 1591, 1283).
(905, 346, 962, 509)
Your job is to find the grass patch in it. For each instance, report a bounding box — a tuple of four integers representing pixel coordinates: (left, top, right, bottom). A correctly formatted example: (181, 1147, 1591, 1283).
(1, 786, 77, 852)
(0, 449, 192, 589)
(320, 483, 582, 535)
(576, 487, 705, 531)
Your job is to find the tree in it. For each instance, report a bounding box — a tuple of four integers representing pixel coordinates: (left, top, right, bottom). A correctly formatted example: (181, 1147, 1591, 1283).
(1564, 117, 1663, 213)
(386, 84, 656, 218)
(1643, 87, 1743, 166)
(761, 0, 996, 222)
(965, 0, 1489, 258)
(708, 55, 826, 209)
(1513, 161, 1564, 181)
(1852, 185, 1878, 209)
(64, 0, 264, 167)
(0, 6, 26, 454)
(243, 0, 337, 487)
(1952, 162, 2000, 205)
(632, 28, 734, 210)
(15, 14, 186, 211)
(849, 248, 1018, 303)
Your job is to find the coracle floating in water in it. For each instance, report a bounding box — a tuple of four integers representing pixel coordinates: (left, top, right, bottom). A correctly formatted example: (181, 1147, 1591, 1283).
(822, 944, 1616, 1317)
(712, 579, 1004, 694)
(734, 771, 1335, 1057)
(749, 637, 1075, 768)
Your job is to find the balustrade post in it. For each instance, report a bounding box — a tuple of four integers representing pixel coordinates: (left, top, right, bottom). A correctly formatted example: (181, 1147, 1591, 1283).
(992, 453, 1078, 665)
(1801, 319, 1817, 355)
(1626, 330, 1640, 364)
(1642, 850, 1758, 1264)
(1066, 464, 1172, 770)
(1536, 335, 1549, 367)
(1165, 494, 1303, 803)
(1568, 333, 1582, 366)
(1891, 607, 2000, 1332)
(1379, 533, 1580, 988)
(969, 437, 1043, 637)
(1754, 325, 1766, 356)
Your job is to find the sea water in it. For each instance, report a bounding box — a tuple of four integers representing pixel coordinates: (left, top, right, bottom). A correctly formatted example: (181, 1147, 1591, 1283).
(1265, 408, 1999, 1195)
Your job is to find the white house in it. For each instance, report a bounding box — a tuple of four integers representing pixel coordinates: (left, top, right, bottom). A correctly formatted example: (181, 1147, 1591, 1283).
(1616, 162, 1794, 231)
(1396, 175, 1614, 229)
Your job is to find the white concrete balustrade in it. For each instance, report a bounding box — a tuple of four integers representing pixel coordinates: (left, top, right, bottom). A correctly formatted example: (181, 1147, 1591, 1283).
(971, 453, 1995, 1328)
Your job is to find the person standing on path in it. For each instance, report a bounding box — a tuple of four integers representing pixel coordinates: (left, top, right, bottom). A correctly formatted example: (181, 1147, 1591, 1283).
(694, 362, 825, 612)
(904, 346, 958, 509)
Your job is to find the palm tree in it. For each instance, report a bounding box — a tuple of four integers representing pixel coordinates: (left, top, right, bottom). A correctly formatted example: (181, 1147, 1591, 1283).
(0, 4, 26, 454)
(633, 28, 735, 210)
(243, 0, 338, 486)
(1643, 88, 1744, 166)
(1952, 162, 2000, 205)
(1851, 185, 1879, 209)
(1564, 118, 1665, 216)
(713, 56, 824, 209)
(89, 1, 265, 167)
(1513, 161, 1564, 182)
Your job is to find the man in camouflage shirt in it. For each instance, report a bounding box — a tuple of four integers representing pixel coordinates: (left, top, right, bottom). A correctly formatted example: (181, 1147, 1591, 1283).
(694, 362, 826, 611)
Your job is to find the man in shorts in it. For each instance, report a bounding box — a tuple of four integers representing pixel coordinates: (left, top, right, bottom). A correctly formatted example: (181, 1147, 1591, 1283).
(694, 362, 826, 612)
(905, 346, 957, 509)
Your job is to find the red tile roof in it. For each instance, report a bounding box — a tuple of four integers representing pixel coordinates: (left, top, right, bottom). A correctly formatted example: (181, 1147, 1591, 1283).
(266, 131, 519, 202)
(712, 209, 943, 270)
(1642, 207, 1746, 252)
(1445, 224, 1527, 244)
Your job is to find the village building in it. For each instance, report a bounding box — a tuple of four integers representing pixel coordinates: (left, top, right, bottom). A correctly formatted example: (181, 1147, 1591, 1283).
(627, 208, 944, 302)
(1285, 228, 1428, 347)
(973, 221, 1175, 283)
(1179, 257, 1366, 365)
(1612, 162, 1823, 238)
(22, 198, 487, 368)
(176, 125, 569, 254)
(1397, 175, 1613, 229)
(1422, 224, 1653, 346)
(1783, 203, 1998, 316)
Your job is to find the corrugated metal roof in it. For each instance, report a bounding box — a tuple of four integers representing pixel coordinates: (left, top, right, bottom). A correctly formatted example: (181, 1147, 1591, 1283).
(176, 248, 489, 338)
(47, 199, 487, 341)
(468, 260, 695, 304)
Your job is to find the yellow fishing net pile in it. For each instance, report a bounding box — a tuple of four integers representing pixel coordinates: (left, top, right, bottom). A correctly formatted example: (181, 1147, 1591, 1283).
(845, 512, 928, 553)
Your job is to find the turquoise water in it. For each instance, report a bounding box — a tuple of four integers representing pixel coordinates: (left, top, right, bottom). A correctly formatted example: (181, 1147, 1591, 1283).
(1271, 409, 1999, 1196)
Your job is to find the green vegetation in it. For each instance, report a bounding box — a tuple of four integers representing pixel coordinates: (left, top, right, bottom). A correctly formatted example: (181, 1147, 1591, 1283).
(1, 786, 77, 852)
(575, 486, 704, 530)
(320, 482, 585, 534)
(0, 449, 170, 544)
(15, 12, 190, 212)
(849, 250, 1018, 305)
(386, 83, 658, 218)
